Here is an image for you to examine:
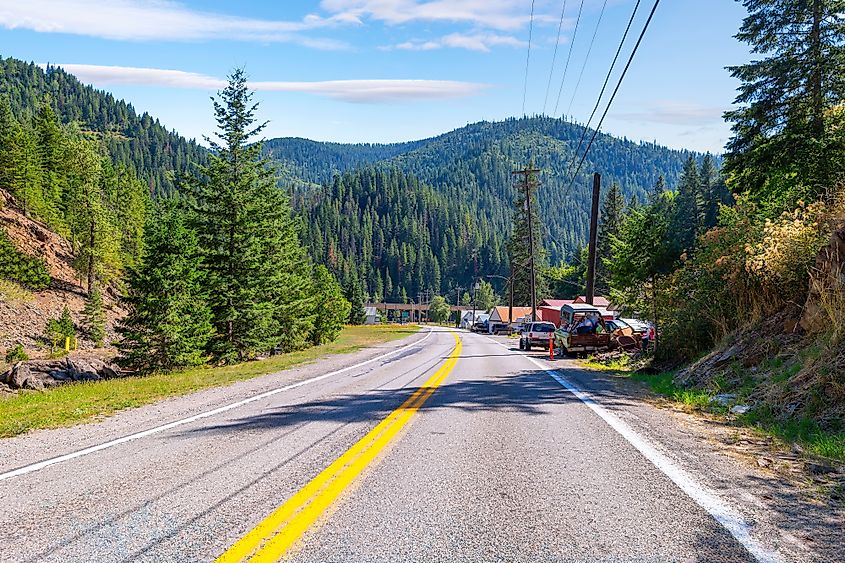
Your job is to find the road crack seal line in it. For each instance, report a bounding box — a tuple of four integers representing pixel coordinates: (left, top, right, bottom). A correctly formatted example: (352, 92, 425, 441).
(0, 329, 433, 482)
(484, 334, 785, 563)
(216, 331, 462, 563)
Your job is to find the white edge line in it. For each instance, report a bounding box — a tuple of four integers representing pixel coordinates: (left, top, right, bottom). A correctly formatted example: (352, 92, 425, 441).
(0, 329, 433, 482)
(485, 335, 784, 563)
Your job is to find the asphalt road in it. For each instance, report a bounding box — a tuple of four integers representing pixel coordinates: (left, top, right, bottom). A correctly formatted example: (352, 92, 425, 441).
(0, 328, 798, 562)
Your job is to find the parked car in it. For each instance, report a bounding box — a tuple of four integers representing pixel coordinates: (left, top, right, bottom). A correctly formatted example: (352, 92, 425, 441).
(472, 319, 489, 333)
(489, 322, 512, 335)
(620, 318, 650, 334)
(553, 304, 611, 355)
(519, 322, 556, 350)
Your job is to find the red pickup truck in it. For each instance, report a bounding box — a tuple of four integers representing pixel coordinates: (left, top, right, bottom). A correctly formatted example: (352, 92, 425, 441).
(553, 304, 611, 355)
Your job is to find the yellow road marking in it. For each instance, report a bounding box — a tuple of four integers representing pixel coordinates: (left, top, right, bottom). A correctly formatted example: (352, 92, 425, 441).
(217, 331, 462, 562)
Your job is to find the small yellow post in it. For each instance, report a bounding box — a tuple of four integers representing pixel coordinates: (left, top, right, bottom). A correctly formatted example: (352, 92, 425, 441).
(65, 336, 70, 353)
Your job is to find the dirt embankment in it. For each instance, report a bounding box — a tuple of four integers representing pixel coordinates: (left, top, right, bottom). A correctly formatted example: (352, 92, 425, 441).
(0, 190, 125, 358)
(675, 222, 845, 427)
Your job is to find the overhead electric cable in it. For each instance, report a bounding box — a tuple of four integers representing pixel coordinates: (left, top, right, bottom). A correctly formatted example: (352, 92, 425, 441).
(542, 0, 569, 114)
(565, 0, 643, 179)
(565, 0, 609, 117)
(522, 0, 536, 116)
(565, 0, 662, 191)
(553, 0, 586, 115)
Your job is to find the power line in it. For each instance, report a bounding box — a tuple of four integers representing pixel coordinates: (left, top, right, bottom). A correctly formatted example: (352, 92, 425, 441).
(522, 0, 536, 116)
(542, 0, 569, 115)
(565, 0, 661, 191)
(553, 0, 586, 115)
(565, 0, 610, 117)
(565, 0, 643, 180)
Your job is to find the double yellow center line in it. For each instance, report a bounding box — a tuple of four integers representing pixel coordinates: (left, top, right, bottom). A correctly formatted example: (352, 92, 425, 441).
(217, 331, 462, 562)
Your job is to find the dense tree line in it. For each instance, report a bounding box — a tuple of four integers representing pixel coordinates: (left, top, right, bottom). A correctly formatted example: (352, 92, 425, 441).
(606, 0, 845, 364)
(0, 57, 206, 196)
(298, 167, 508, 304)
(271, 116, 708, 266)
(119, 71, 349, 371)
(0, 94, 150, 293)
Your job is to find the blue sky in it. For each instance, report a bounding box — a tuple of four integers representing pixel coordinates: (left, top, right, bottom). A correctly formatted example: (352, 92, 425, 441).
(1, 1, 751, 153)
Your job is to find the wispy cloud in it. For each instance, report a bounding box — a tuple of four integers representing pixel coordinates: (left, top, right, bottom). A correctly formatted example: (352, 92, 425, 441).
(393, 32, 525, 52)
(320, 0, 556, 31)
(47, 64, 490, 103)
(613, 101, 730, 126)
(1, 0, 355, 48)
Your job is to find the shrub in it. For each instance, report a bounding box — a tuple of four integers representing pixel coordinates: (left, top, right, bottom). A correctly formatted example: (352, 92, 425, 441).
(4, 344, 28, 364)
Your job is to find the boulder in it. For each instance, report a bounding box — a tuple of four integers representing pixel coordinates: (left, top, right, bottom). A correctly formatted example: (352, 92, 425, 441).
(1, 355, 123, 390)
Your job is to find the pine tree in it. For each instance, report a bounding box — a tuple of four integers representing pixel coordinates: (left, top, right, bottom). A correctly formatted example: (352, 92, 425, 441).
(181, 69, 314, 361)
(117, 201, 213, 373)
(725, 0, 845, 208)
(310, 265, 351, 345)
(346, 281, 367, 325)
(672, 156, 701, 253)
(82, 287, 106, 347)
(596, 182, 625, 294)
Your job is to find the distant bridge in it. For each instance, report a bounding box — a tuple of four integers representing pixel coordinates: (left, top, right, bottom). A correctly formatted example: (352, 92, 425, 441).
(366, 302, 477, 322)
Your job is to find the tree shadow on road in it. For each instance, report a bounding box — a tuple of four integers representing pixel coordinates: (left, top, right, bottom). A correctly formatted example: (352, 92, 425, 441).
(183, 369, 644, 436)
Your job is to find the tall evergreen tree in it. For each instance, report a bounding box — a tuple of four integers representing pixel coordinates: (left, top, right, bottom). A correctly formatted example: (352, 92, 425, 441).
(117, 201, 213, 372)
(725, 0, 845, 209)
(672, 156, 702, 253)
(181, 69, 313, 361)
(596, 182, 625, 294)
(346, 280, 367, 325)
(82, 287, 106, 347)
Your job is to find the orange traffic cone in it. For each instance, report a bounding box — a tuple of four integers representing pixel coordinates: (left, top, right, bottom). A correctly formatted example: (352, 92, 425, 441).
(549, 336, 554, 360)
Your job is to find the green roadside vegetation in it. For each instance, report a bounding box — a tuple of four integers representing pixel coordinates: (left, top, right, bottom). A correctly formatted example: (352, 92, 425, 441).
(0, 324, 419, 439)
(583, 359, 845, 463)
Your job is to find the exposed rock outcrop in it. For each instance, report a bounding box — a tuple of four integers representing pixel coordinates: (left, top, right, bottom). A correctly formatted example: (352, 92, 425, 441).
(2, 355, 123, 391)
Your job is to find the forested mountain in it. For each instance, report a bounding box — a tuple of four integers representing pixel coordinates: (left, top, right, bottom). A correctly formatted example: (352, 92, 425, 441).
(297, 168, 506, 304)
(0, 55, 710, 305)
(268, 117, 709, 264)
(0, 56, 205, 195)
(263, 137, 423, 187)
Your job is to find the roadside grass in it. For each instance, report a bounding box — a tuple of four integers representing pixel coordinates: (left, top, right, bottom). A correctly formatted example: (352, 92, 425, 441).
(738, 406, 845, 462)
(0, 324, 419, 439)
(625, 370, 845, 463)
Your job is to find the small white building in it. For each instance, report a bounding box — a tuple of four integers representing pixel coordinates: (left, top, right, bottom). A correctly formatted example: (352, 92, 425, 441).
(364, 307, 379, 325)
(460, 311, 488, 330)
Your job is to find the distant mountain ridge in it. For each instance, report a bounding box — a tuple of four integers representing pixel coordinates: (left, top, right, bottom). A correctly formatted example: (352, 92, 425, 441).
(0, 55, 713, 300)
(264, 116, 711, 262)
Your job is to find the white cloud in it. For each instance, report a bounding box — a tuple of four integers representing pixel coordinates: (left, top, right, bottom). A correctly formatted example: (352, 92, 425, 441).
(0, 0, 354, 48)
(47, 64, 490, 103)
(613, 101, 731, 126)
(395, 32, 525, 52)
(320, 0, 555, 31)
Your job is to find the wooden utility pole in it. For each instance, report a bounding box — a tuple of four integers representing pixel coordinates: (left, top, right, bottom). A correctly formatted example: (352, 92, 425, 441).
(585, 172, 601, 305)
(512, 165, 541, 322)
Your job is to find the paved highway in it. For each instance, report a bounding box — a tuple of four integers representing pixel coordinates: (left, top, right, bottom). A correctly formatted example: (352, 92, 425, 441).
(0, 328, 798, 561)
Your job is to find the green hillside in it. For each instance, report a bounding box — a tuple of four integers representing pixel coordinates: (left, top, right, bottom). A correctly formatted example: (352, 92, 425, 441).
(0, 56, 205, 195)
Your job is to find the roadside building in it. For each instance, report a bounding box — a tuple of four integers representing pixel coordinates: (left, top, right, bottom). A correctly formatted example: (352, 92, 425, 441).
(537, 299, 574, 327)
(364, 306, 379, 325)
(571, 296, 616, 320)
(488, 306, 533, 330)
